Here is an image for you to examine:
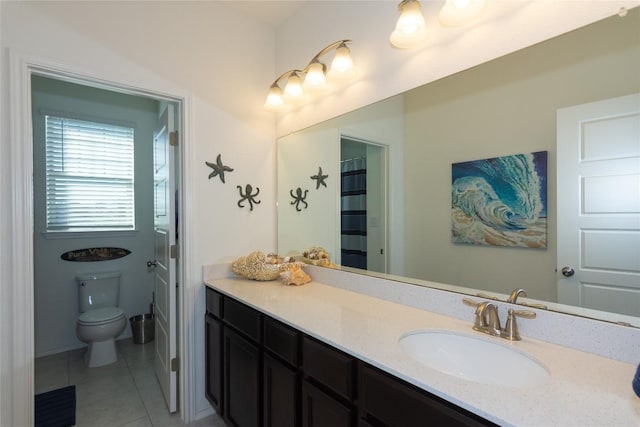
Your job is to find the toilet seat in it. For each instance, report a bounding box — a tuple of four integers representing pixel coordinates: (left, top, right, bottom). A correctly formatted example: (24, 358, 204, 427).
(78, 307, 125, 326)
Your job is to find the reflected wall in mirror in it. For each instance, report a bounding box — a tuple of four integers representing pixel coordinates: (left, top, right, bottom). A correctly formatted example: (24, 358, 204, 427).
(277, 9, 640, 326)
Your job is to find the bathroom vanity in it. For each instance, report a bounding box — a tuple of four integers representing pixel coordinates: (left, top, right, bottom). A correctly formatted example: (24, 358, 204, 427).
(204, 264, 640, 426)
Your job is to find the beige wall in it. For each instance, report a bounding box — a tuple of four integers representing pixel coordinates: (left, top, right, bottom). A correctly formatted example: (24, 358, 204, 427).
(403, 9, 640, 301)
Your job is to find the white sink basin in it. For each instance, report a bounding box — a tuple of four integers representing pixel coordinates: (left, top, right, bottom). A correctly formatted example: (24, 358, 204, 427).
(399, 330, 549, 388)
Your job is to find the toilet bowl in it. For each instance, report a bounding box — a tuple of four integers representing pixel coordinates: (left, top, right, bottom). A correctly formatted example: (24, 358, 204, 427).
(76, 307, 126, 367)
(75, 271, 125, 368)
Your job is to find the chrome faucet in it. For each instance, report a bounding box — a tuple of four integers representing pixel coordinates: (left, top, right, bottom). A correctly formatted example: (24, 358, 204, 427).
(463, 298, 536, 341)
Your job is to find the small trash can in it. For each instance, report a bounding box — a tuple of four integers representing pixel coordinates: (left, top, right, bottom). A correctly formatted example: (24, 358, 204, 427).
(130, 313, 154, 344)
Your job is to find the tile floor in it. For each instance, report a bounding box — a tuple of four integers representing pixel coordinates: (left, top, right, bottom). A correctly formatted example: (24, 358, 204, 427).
(35, 339, 225, 427)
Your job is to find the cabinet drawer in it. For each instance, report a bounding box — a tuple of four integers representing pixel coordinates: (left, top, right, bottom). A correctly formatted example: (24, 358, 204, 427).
(302, 336, 355, 400)
(224, 297, 262, 342)
(264, 317, 300, 366)
(359, 364, 495, 427)
(205, 287, 223, 318)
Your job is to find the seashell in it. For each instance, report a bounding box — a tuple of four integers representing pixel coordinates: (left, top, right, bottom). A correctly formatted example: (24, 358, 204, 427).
(232, 251, 306, 281)
(280, 265, 311, 286)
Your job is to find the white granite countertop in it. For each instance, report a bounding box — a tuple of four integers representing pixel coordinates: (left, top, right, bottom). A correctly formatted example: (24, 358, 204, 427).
(204, 276, 640, 426)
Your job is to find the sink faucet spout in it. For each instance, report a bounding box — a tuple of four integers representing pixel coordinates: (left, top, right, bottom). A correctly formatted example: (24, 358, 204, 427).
(474, 302, 501, 336)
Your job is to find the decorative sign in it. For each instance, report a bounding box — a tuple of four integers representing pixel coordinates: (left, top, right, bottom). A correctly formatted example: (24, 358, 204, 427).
(451, 151, 548, 248)
(61, 247, 131, 262)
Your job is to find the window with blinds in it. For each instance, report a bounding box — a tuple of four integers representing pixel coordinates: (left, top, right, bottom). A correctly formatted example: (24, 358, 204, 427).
(45, 115, 135, 231)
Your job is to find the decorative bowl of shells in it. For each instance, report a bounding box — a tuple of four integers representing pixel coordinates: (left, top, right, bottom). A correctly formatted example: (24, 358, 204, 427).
(300, 246, 334, 267)
(231, 251, 305, 281)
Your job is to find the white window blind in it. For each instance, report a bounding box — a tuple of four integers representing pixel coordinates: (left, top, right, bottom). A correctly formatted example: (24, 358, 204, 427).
(45, 115, 135, 231)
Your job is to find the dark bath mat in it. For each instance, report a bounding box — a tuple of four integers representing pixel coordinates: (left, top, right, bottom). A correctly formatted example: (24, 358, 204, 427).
(35, 385, 76, 427)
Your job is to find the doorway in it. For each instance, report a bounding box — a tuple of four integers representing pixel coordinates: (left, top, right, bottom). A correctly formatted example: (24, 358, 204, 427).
(340, 136, 388, 273)
(30, 74, 182, 419)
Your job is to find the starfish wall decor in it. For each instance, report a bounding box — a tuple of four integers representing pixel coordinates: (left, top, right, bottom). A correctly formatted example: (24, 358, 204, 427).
(205, 154, 234, 183)
(310, 166, 329, 189)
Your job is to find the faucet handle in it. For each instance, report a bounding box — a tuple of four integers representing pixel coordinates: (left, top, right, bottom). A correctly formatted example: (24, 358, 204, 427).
(475, 292, 499, 301)
(462, 297, 481, 307)
(513, 309, 536, 319)
(518, 301, 549, 310)
(500, 308, 536, 341)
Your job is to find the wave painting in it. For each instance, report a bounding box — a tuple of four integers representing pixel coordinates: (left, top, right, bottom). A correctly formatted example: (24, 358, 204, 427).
(451, 151, 547, 248)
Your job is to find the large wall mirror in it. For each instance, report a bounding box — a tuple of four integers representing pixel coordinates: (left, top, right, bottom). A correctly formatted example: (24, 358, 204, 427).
(277, 8, 640, 326)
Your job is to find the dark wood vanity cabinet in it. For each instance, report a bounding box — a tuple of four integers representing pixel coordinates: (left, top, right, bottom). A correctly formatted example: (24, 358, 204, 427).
(223, 326, 261, 427)
(205, 313, 223, 415)
(263, 353, 298, 427)
(205, 287, 224, 414)
(263, 317, 300, 427)
(359, 364, 495, 427)
(205, 286, 495, 427)
(302, 379, 355, 427)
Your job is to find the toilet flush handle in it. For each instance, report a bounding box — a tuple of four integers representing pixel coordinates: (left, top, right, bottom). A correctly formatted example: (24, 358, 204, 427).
(147, 260, 157, 268)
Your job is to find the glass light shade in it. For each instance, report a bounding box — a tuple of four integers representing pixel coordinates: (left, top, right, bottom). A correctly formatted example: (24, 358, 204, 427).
(264, 85, 285, 112)
(304, 61, 327, 87)
(283, 73, 304, 98)
(390, 0, 428, 49)
(439, 0, 487, 26)
(330, 43, 354, 76)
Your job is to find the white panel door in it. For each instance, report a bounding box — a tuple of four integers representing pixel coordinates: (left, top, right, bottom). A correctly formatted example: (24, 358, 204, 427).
(153, 104, 177, 412)
(557, 93, 640, 317)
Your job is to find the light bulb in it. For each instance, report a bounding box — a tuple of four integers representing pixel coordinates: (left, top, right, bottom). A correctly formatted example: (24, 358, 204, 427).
(304, 61, 327, 88)
(283, 72, 303, 98)
(439, 0, 486, 26)
(390, 0, 428, 49)
(264, 84, 284, 112)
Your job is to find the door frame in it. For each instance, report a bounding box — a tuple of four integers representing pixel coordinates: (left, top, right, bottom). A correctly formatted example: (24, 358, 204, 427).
(7, 51, 196, 425)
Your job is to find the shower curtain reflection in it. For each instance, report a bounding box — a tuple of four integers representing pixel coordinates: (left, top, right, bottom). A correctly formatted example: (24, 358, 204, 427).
(341, 156, 367, 269)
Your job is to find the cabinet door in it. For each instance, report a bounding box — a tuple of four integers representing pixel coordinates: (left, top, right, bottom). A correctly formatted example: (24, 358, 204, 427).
(359, 364, 495, 427)
(205, 314, 223, 415)
(224, 327, 261, 427)
(263, 353, 299, 427)
(302, 380, 354, 427)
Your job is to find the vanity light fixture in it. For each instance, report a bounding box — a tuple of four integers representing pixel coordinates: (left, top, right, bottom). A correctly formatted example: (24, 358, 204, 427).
(390, 0, 428, 49)
(390, 0, 489, 49)
(438, 0, 487, 26)
(264, 40, 355, 112)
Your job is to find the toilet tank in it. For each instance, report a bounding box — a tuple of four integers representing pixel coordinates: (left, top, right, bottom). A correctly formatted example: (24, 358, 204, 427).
(77, 271, 121, 312)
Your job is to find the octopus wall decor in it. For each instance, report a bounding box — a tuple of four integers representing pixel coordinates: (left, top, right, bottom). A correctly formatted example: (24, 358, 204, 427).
(290, 187, 309, 212)
(237, 184, 261, 211)
(205, 154, 234, 183)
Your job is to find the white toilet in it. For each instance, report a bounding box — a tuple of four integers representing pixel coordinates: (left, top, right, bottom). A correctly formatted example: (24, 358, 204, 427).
(75, 271, 126, 368)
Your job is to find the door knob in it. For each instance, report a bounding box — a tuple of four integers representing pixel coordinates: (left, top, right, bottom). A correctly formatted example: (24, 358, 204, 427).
(561, 266, 575, 277)
(147, 260, 158, 268)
